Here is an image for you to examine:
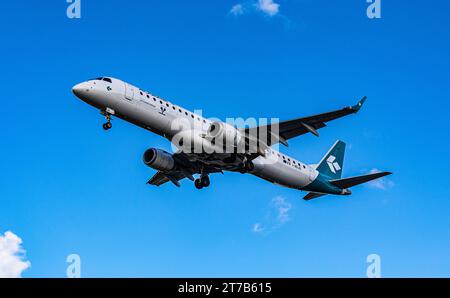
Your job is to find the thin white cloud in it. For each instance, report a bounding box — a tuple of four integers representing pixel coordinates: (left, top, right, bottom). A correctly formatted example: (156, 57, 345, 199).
(0, 231, 31, 278)
(272, 196, 291, 223)
(230, 4, 245, 16)
(252, 196, 292, 235)
(256, 0, 280, 17)
(252, 223, 264, 233)
(367, 168, 394, 190)
(229, 0, 280, 17)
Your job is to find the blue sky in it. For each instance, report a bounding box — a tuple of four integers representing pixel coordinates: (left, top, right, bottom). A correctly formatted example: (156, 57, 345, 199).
(0, 0, 449, 277)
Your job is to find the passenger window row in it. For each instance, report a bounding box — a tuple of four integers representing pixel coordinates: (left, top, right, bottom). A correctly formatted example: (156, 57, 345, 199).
(269, 150, 306, 170)
(137, 90, 207, 124)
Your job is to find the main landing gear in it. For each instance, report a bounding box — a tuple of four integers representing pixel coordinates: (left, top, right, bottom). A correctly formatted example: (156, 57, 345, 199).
(102, 113, 112, 131)
(194, 175, 210, 190)
(239, 160, 254, 174)
(195, 165, 211, 190)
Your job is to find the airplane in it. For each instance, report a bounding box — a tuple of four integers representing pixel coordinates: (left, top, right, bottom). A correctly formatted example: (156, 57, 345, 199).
(72, 77, 391, 200)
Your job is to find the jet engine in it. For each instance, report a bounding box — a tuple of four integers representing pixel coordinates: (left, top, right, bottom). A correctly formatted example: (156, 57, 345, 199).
(207, 121, 243, 148)
(143, 148, 176, 171)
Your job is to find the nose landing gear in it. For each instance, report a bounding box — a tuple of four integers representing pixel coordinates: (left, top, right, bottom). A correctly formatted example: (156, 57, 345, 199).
(102, 113, 112, 131)
(103, 121, 112, 130)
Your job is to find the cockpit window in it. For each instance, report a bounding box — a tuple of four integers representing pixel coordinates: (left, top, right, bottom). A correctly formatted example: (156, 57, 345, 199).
(88, 77, 112, 83)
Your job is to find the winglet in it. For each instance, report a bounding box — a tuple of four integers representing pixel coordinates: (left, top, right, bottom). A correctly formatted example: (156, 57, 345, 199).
(352, 96, 367, 112)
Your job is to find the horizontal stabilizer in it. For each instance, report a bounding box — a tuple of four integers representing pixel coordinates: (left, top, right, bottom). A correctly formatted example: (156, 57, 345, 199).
(303, 192, 327, 201)
(330, 172, 392, 189)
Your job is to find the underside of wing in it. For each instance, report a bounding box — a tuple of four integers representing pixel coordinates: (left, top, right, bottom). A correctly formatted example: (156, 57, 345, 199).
(147, 171, 170, 186)
(147, 151, 225, 187)
(147, 171, 184, 187)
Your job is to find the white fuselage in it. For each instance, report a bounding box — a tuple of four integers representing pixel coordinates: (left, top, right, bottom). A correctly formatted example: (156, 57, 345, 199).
(72, 77, 319, 190)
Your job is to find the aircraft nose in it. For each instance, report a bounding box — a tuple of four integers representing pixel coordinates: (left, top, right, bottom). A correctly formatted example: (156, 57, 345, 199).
(72, 82, 89, 98)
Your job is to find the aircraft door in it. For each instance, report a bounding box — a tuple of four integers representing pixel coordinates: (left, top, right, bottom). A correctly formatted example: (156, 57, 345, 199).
(308, 167, 315, 182)
(124, 83, 134, 100)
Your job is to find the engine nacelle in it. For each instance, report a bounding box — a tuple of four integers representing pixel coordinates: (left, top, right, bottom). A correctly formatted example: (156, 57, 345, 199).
(143, 148, 176, 171)
(207, 121, 243, 148)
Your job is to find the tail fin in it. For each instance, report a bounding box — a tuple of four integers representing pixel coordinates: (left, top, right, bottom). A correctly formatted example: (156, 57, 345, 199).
(315, 140, 346, 179)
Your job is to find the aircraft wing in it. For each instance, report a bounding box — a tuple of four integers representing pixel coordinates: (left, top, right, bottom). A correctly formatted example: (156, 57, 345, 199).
(147, 171, 170, 186)
(147, 171, 191, 187)
(242, 97, 366, 147)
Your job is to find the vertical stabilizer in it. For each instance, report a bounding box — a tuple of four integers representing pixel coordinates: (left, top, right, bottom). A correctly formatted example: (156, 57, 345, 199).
(315, 140, 346, 180)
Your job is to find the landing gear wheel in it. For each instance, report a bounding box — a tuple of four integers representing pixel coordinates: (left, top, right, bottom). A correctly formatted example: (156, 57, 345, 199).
(102, 112, 112, 130)
(200, 175, 210, 187)
(194, 179, 203, 190)
(103, 122, 112, 130)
